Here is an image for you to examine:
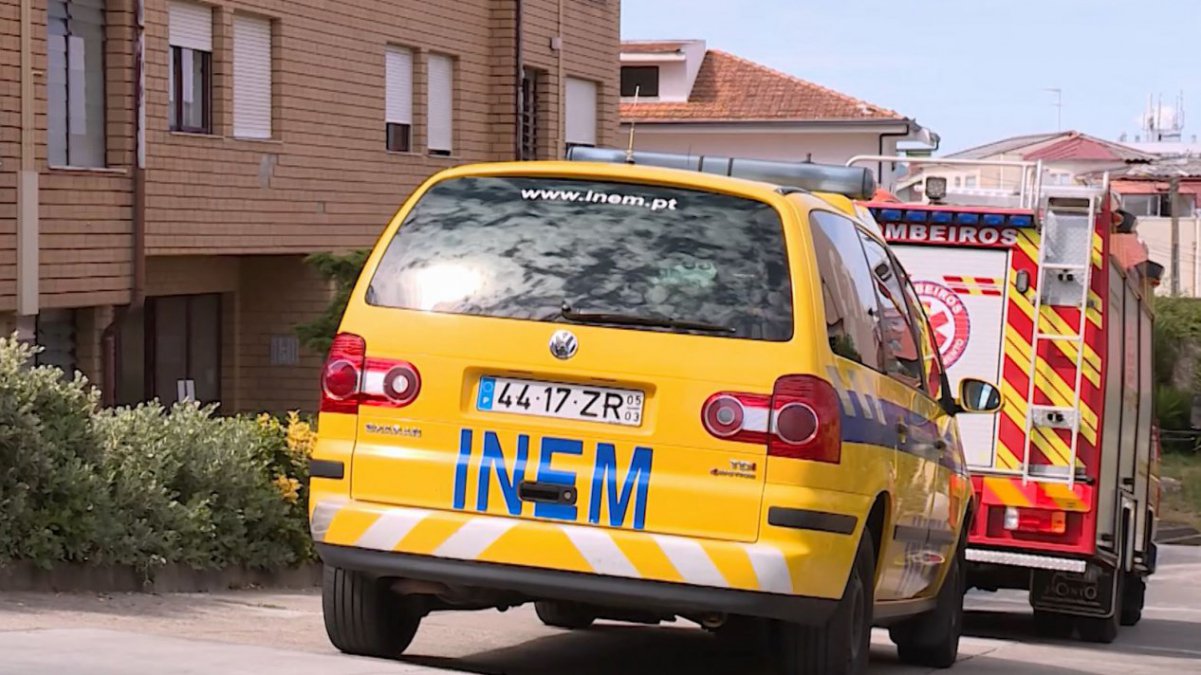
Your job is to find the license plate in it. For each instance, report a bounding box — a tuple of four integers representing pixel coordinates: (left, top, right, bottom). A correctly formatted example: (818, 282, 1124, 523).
(476, 376, 644, 426)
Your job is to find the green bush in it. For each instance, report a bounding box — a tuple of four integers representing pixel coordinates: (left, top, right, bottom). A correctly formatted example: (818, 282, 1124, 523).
(295, 250, 369, 354)
(0, 333, 315, 572)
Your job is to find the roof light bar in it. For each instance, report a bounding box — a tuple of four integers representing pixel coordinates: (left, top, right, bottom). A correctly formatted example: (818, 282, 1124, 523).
(867, 207, 1036, 229)
(565, 146, 878, 200)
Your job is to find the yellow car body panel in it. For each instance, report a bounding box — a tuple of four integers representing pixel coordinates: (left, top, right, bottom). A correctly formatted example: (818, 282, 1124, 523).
(309, 159, 974, 618)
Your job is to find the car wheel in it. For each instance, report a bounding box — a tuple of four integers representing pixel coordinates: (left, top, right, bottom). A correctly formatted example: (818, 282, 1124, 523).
(322, 565, 423, 659)
(889, 534, 965, 669)
(773, 532, 874, 675)
(1119, 572, 1145, 627)
(534, 600, 596, 630)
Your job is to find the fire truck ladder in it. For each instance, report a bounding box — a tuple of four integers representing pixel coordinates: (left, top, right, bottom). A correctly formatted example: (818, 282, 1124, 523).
(1021, 185, 1105, 487)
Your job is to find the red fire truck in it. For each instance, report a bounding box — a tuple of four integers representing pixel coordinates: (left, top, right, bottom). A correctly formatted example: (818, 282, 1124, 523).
(848, 155, 1163, 643)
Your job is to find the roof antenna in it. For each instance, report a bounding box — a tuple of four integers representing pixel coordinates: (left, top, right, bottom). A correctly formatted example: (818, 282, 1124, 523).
(625, 86, 640, 163)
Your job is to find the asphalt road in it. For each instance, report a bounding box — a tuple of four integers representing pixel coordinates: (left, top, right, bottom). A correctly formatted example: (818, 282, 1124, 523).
(1, 546, 1198, 675)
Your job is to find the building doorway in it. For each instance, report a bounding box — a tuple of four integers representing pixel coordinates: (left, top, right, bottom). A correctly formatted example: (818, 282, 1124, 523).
(116, 294, 222, 407)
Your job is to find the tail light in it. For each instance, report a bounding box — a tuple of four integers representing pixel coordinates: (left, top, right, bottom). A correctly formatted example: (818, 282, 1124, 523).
(700, 375, 841, 464)
(1003, 507, 1067, 535)
(320, 332, 422, 414)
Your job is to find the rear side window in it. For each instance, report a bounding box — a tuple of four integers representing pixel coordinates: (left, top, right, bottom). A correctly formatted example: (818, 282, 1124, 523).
(808, 211, 884, 369)
(857, 234, 926, 392)
(366, 176, 794, 341)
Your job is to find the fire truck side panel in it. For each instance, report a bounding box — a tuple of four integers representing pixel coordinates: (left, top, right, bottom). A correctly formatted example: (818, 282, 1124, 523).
(889, 244, 1007, 469)
(1134, 299, 1154, 560)
(1097, 266, 1125, 550)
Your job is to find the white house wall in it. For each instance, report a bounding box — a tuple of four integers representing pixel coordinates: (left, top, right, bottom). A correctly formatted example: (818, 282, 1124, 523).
(621, 129, 900, 174)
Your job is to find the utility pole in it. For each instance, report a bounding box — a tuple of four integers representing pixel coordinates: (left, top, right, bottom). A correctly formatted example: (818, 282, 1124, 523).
(1170, 174, 1181, 295)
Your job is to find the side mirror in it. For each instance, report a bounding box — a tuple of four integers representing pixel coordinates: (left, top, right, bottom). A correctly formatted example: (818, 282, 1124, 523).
(958, 378, 1002, 414)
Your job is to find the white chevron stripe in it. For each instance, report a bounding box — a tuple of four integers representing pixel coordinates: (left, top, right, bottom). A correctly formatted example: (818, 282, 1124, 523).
(653, 535, 728, 588)
(560, 524, 640, 579)
(355, 507, 431, 551)
(309, 500, 345, 543)
(434, 515, 519, 560)
(746, 545, 793, 594)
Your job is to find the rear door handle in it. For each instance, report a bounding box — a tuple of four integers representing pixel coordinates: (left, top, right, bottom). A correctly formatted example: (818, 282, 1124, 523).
(518, 481, 577, 506)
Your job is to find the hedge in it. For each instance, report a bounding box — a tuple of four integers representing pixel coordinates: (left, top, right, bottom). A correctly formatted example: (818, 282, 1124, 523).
(0, 333, 315, 572)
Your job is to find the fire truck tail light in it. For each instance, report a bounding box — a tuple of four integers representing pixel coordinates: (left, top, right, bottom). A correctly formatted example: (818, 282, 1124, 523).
(1004, 507, 1067, 535)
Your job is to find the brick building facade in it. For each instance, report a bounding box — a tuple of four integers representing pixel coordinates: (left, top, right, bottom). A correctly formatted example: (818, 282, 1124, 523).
(1, 0, 621, 413)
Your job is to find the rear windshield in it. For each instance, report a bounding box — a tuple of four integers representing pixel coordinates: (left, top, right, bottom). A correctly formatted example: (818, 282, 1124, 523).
(366, 176, 794, 341)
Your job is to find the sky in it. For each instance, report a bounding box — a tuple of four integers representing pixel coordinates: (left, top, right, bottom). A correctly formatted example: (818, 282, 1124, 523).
(620, 0, 1201, 153)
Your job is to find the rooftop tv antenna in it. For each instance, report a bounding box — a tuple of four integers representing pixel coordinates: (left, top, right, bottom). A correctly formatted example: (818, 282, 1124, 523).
(1044, 87, 1063, 131)
(625, 86, 640, 163)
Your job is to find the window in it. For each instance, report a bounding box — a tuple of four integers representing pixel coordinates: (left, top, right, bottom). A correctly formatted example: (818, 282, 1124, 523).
(565, 77, 598, 152)
(117, 295, 221, 406)
(808, 211, 885, 368)
(385, 46, 413, 152)
(427, 53, 454, 155)
(1046, 171, 1072, 186)
(858, 233, 926, 390)
(168, 1, 213, 134)
(620, 66, 659, 98)
(1122, 194, 1156, 216)
(233, 14, 272, 139)
(963, 175, 978, 188)
(35, 309, 77, 376)
(47, 0, 107, 167)
(520, 68, 541, 159)
(898, 271, 944, 399)
(367, 176, 794, 341)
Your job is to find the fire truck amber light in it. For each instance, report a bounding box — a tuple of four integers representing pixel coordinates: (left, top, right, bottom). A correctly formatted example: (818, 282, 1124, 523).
(1004, 507, 1068, 534)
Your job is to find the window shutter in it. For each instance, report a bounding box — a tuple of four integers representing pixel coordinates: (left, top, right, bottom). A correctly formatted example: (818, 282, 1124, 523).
(168, 1, 212, 52)
(385, 47, 413, 125)
(565, 77, 598, 146)
(233, 15, 272, 139)
(427, 54, 453, 153)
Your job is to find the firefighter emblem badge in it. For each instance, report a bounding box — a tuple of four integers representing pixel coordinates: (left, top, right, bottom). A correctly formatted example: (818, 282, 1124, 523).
(914, 280, 970, 368)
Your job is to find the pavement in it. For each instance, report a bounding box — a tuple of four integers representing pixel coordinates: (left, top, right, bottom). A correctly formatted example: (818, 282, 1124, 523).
(1, 545, 1199, 675)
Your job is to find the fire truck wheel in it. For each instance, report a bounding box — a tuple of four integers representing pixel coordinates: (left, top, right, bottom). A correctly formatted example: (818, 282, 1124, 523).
(1120, 573, 1146, 626)
(889, 535, 965, 669)
(772, 533, 874, 675)
(1077, 572, 1123, 644)
(1032, 610, 1075, 639)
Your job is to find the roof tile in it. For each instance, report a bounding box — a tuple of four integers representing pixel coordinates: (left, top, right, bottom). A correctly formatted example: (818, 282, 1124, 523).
(620, 50, 903, 123)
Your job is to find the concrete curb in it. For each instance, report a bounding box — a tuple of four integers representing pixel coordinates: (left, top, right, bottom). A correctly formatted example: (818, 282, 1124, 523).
(0, 561, 323, 593)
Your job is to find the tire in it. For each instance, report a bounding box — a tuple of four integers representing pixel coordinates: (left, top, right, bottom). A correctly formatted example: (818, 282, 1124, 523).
(889, 535, 965, 669)
(534, 601, 596, 630)
(1120, 573, 1145, 627)
(1077, 571, 1123, 644)
(322, 565, 423, 659)
(772, 533, 875, 675)
(1032, 610, 1075, 639)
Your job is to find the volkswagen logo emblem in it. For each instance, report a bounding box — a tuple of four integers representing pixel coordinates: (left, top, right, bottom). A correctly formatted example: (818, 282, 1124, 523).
(549, 330, 579, 360)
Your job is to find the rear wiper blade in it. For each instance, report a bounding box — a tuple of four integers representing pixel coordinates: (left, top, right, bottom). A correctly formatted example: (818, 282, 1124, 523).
(558, 303, 735, 335)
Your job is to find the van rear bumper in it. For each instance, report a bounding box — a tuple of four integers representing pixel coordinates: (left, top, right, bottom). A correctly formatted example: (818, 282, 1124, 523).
(317, 543, 839, 624)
